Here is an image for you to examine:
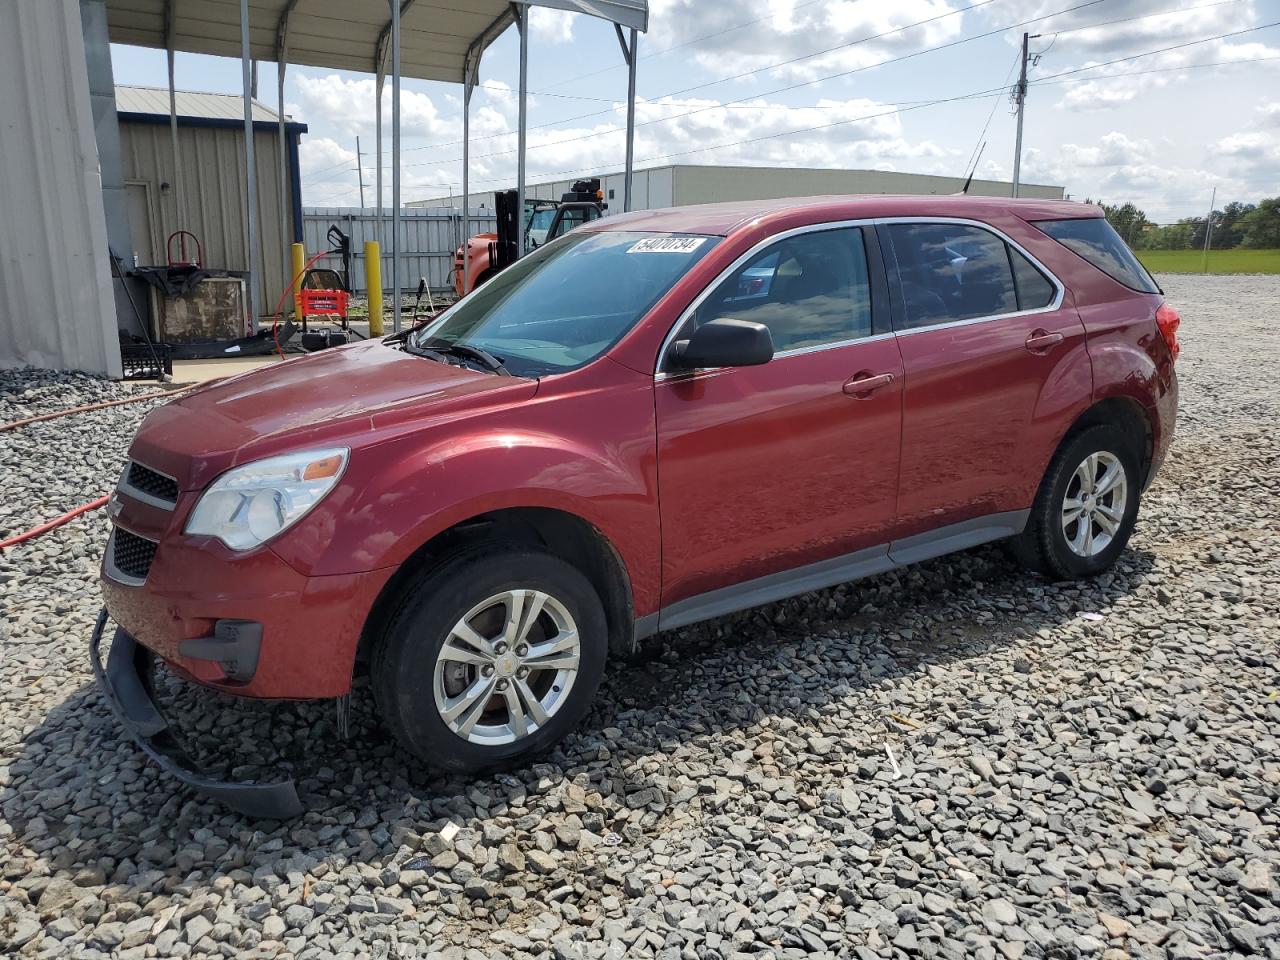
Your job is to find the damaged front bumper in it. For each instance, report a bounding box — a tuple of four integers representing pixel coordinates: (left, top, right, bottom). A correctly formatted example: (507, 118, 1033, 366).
(89, 609, 303, 819)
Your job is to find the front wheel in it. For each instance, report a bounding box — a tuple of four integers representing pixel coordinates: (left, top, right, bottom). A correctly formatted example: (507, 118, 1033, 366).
(1009, 423, 1141, 580)
(372, 548, 607, 773)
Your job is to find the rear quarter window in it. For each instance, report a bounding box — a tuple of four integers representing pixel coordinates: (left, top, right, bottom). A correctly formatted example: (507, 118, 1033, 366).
(1035, 217, 1159, 294)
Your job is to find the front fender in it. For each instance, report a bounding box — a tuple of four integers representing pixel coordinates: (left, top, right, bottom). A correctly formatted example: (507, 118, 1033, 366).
(271, 372, 661, 614)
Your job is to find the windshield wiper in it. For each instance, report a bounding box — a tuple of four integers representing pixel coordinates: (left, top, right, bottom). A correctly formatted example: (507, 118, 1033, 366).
(420, 338, 512, 376)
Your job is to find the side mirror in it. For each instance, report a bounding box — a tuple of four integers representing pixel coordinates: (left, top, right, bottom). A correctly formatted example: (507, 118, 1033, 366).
(668, 318, 774, 370)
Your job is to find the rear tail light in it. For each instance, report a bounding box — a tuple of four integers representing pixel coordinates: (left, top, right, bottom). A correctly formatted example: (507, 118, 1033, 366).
(1155, 303, 1181, 361)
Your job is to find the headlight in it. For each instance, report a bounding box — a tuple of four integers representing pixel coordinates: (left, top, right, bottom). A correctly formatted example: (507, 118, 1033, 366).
(185, 448, 348, 551)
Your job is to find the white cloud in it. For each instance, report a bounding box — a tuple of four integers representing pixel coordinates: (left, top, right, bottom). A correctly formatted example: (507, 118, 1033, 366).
(1015, 1, 1280, 113)
(1214, 129, 1280, 186)
(1018, 126, 1272, 221)
(529, 8, 576, 44)
(1009, 0, 1268, 59)
(299, 137, 354, 176)
(647, 0, 972, 83)
(376, 92, 951, 204)
(291, 74, 454, 140)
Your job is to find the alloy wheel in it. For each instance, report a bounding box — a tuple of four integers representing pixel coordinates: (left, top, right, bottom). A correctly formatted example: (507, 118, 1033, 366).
(432, 589, 581, 745)
(1061, 450, 1128, 558)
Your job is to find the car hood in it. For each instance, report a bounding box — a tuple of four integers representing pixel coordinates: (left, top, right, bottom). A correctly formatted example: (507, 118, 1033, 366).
(128, 338, 537, 490)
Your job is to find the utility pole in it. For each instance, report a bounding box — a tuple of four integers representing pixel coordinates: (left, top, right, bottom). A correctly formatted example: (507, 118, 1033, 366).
(356, 136, 366, 209)
(1200, 186, 1216, 274)
(1012, 32, 1040, 199)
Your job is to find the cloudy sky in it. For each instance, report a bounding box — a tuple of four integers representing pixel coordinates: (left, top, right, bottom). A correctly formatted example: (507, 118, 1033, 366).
(109, 0, 1279, 223)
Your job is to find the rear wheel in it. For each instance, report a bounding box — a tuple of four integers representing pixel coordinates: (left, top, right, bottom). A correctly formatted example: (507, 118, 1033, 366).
(372, 547, 607, 772)
(1009, 424, 1140, 580)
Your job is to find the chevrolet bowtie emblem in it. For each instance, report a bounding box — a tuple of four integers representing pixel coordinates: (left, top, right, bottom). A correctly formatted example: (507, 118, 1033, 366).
(107, 494, 124, 520)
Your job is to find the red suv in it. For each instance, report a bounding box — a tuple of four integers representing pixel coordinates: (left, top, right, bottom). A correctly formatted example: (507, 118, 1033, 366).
(93, 196, 1178, 816)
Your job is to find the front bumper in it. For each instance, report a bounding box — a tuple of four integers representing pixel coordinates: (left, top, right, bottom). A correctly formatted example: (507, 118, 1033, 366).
(101, 526, 395, 699)
(90, 609, 303, 819)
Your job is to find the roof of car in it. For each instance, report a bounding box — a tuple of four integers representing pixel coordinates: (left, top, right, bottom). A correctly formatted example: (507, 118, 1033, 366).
(587, 195, 1100, 237)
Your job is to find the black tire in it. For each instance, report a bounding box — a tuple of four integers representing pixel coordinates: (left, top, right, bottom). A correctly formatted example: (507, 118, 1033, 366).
(371, 547, 607, 773)
(1009, 423, 1141, 580)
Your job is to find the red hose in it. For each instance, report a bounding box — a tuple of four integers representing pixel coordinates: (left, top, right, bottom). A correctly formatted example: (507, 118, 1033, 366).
(0, 389, 182, 433)
(0, 495, 111, 550)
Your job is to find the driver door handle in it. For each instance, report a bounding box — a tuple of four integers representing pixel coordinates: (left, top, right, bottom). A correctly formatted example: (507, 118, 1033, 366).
(843, 372, 895, 397)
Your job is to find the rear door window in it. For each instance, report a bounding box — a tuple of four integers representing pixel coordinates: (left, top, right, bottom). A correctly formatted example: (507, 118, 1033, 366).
(1008, 245, 1056, 310)
(1035, 217, 1159, 293)
(886, 223, 1018, 329)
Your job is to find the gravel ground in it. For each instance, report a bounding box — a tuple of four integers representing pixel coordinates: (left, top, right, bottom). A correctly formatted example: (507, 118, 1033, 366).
(1, 273, 1277, 960)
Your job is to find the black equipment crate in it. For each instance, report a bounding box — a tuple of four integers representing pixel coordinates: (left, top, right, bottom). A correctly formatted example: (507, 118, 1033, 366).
(120, 342, 172, 380)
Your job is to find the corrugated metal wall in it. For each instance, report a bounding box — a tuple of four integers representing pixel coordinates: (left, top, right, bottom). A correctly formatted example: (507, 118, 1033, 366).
(0, 0, 120, 376)
(302, 208, 496, 294)
(410, 163, 1064, 212)
(118, 120, 296, 316)
(408, 167, 677, 213)
(671, 166, 1065, 204)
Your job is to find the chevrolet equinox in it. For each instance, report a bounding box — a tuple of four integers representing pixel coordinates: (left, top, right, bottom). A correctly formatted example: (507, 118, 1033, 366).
(93, 196, 1179, 816)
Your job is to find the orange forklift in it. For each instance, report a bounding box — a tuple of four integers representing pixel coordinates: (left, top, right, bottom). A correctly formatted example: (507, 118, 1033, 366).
(452, 179, 606, 296)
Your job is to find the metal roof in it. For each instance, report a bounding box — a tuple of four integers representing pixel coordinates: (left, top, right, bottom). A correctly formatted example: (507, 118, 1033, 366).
(104, 1, 648, 84)
(114, 84, 282, 122)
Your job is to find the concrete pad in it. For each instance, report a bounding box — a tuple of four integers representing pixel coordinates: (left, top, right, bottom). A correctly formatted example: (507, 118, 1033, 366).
(172, 355, 282, 385)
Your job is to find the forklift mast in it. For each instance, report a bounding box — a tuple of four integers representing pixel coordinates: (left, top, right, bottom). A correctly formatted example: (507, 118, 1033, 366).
(491, 190, 522, 274)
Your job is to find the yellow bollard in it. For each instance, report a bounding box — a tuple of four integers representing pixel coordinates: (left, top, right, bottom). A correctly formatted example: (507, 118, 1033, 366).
(291, 242, 306, 318)
(364, 241, 383, 336)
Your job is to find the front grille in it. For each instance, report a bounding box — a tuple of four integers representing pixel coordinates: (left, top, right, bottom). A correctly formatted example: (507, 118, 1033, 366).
(124, 461, 178, 505)
(112, 528, 158, 582)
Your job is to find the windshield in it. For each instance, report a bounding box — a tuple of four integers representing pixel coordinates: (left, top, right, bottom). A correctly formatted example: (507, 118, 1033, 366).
(527, 207, 557, 232)
(526, 206, 558, 249)
(411, 231, 719, 377)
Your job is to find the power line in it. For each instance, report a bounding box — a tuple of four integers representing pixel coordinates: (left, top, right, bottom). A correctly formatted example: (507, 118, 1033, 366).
(305, 0, 1277, 194)
(381, 0, 1004, 159)
(531, 0, 832, 93)
(365, 0, 1109, 172)
(1030, 18, 1280, 85)
(471, 0, 1250, 113)
(304, 51, 1280, 201)
(1031, 52, 1280, 87)
(394, 12, 1278, 174)
(372, 0, 1246, 165)
(406, 41, 1280, 197)
(965, 49, 1022, 182)
(303, 15, 1279, 197)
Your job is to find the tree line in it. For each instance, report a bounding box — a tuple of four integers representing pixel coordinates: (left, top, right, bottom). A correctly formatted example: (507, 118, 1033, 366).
(1093, 197, 1280, 250)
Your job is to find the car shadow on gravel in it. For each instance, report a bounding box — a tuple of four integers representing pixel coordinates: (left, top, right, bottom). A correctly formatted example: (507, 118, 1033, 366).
(2, 542, 1157, 891)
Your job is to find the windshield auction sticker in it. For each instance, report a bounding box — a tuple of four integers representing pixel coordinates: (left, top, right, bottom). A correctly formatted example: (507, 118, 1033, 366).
(627, 237, 708, 254)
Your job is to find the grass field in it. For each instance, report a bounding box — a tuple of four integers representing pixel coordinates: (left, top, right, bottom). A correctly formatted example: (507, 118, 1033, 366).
(1137, 248, 1280, 274)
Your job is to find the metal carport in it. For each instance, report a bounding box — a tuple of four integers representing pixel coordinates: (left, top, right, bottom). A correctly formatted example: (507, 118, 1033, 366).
(103, 0, 649, 333)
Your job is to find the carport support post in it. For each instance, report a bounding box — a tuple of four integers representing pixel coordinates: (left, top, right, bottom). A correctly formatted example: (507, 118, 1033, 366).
(276, 6, 294, 309)
(390, 0, 401, 333)
(516, 5, 528, 255)
(462, 76, 472, 294)
(616, 24, 637, 213)
(376, 69, 384, 219)
(164, 1, 184, 233)
(240, 0, 261, 332)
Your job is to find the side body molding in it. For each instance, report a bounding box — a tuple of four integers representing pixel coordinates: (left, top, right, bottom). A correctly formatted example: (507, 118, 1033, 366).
(642, 509, 1030, 638)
